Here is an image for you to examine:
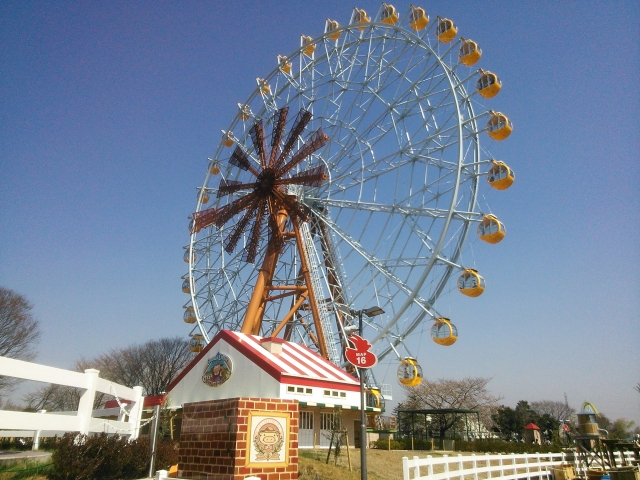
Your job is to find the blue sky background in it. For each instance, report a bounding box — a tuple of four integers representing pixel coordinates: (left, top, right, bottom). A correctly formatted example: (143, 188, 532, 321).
(1, 1, 638, 423)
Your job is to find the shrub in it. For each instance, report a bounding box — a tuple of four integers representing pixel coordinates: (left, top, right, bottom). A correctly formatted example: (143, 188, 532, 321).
(155, 437, 179, 471)
(48, 433, 147, 480)
(371, 437, 405, 450)
(455, 439, 564, 454)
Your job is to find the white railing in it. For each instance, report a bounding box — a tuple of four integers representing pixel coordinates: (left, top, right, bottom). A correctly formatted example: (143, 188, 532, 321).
(402, 451, 638, 480)
(299, 220, 340, 365)
(0, 356, 144, 443)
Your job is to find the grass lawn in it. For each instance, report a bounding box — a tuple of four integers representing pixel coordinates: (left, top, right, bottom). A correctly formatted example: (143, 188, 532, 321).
(299, 448, 453, 480)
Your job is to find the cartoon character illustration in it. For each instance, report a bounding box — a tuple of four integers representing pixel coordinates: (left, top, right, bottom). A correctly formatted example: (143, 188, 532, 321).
(202, 352, 232, 387)
(253, 419, 284, 461)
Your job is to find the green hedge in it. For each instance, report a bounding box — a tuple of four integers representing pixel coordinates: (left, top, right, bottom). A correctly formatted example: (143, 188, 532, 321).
(371, 437, 564, 453)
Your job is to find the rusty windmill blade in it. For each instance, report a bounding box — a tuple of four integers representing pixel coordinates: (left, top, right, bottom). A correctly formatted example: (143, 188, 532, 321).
(276, 128, 328, 177)
(274, 109, 312, 171)
(277, 165, 327, 188)
(249, 120, 267, 169)
(208, 193, 257, 229)
(242, 199, 267, 263)
(217, 179, 257, 198)
(269, 107, 288, 167)
(190, 206, 216, 233)
(224, 198, 260, 254)
(230, 146, 261, 177)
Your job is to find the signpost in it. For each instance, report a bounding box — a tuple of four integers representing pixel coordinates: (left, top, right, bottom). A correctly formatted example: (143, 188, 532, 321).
(345, 319, 380, 480)
(345, 334, 378, 369)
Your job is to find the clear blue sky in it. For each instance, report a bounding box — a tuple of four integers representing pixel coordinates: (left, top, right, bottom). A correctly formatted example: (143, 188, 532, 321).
(1, 1, 638, 423)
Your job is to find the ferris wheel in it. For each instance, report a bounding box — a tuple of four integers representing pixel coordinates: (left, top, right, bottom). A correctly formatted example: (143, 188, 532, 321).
(183, 4, 514, 372)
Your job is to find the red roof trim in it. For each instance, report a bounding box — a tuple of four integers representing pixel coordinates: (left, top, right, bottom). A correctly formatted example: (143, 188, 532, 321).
(167, 330, 360, 394)
(166, 332, 225, 392)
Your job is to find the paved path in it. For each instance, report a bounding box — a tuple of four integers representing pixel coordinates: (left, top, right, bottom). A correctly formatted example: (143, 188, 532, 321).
(0, 450, 52, 463)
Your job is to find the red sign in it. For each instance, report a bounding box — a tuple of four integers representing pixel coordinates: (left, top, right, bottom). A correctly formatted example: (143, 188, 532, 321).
(345, 334, 378, 369)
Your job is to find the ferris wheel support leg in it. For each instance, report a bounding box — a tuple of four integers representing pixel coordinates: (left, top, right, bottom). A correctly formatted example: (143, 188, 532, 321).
(292, 217, 329, 359)
(240, 210, 288, 335)
(241, 242, 280, 335)
(271, 291, 309, 338)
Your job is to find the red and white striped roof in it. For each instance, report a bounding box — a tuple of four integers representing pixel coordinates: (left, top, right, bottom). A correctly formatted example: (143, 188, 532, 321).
(167, 330, 360, 393)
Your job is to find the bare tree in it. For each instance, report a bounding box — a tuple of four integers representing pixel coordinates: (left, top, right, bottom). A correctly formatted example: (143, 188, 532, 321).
(0, 287, 41, 395)
(400, 377, 501, 438)
(83, 337, 192, 396)
(531, 400, 575, 422)
(25, 337, 191, 411)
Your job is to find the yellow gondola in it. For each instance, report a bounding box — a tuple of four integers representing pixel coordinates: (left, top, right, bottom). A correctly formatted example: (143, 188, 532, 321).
(436, 17, 457, 43)
(477, 214, 505, 244)
(366, 388, 385, 410)
(257, 78, 271, 95)
(486, 111, 513, 141)
(486, 160, 514, 190)
(476, 70, 502, 99)
(301, 35, 316, 56)
(183, 306, 196, 324)
(182, 278, 192, 294)
(397, 357, 423, 387)
(209, 161, 220, 175)
(221, 132, 233, 148)
(431, 318, 458, 346)
(457, 269, 485, 297)
(459, 39, 482, 66)
(198, 190, 209, 204)
(189, 334, 204, 353)
(409, 6, 428, 31)
(237, 104, 251, 121)
(381, 4, 399, 25)
(353, 8, 370, 30)
(277, 55, 291, 74)
(183, 249, 196, 263)
(326, 19, 341, 40)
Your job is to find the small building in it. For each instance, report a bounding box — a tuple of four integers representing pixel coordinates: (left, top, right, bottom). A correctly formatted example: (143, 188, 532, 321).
(166, 330, 382, 448)
(524, 422, 542, 444)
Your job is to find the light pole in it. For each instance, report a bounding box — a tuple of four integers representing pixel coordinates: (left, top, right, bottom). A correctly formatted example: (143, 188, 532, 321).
(353, 306, 384, 480)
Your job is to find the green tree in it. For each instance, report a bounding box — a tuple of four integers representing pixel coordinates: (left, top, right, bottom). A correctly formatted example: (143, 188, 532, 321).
(608, 418, 635, 439)
(492, 400, 541, 441)
(0, 287, 41, 395)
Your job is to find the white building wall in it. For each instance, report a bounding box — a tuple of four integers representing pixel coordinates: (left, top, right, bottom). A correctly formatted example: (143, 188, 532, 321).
(167, 339, 280, 408)
(278, 383, 360, 408)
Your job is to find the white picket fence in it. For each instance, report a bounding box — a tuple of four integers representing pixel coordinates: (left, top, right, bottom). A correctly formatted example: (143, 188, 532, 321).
(402, 451, 639, 480)
(0, 356, 144, 444)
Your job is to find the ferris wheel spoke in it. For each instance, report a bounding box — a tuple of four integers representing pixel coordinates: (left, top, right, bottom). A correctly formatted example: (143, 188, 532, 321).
(308, 197, 455, 219)
(315, 210, 436, 311)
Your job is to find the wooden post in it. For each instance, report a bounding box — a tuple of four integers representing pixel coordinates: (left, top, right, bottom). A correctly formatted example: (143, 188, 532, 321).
(344, 429, 352, 471)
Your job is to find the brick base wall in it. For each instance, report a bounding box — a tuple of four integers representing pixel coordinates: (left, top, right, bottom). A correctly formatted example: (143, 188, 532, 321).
(178, 398, 298, 480)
